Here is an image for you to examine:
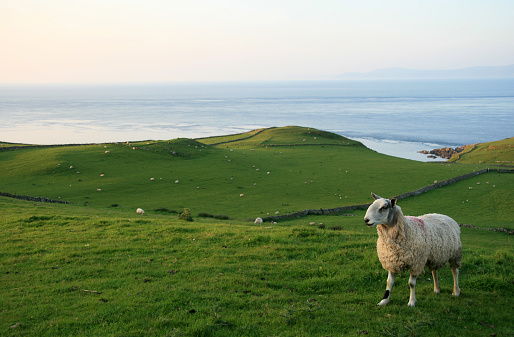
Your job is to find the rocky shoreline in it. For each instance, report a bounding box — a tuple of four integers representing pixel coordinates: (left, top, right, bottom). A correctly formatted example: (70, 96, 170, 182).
(418, 144, 473, 159)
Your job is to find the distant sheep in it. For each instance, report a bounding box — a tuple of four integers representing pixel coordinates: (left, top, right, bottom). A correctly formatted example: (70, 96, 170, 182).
(254, 217, 263, 224)
(364, 193, 462, 307)
(136, 208, 145, 215)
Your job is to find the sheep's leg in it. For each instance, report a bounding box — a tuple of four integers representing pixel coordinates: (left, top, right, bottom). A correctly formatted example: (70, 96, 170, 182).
(432, 270, 441, 294)
(377, 271, 395, 306)
(408, 274, 417, 307)
(452, 268, 461, 297)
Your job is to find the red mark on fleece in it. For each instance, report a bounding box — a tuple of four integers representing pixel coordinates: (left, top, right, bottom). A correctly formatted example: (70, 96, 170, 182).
(407, 216, 426, 232)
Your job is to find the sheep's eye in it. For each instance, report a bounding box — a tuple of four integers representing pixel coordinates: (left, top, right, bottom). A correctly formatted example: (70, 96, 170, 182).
(379, 205, 388, 212)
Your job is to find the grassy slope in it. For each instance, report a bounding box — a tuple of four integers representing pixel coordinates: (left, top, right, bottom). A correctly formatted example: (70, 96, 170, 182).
(0, 126, 486, 220)
(0, 189, 512, 337)
(1, 126, 513, 336)
(451, 137, 514, 165)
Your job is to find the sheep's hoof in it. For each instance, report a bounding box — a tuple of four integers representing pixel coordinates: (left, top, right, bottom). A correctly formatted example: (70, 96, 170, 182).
(452, 290, 461, 297)
(407, 300, 416, 307)
(377, 299, 389, 306)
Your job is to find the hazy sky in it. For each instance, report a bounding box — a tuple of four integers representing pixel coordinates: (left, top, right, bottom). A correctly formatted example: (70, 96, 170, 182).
(1, 0, 513, 83)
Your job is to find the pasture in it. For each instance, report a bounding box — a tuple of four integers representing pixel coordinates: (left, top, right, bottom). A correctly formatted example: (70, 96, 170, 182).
(0, 126, 492, 219)
(1, 126, 512, 336)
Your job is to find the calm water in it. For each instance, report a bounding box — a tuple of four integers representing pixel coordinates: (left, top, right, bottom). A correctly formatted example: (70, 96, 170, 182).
(1, 79, 513, 161)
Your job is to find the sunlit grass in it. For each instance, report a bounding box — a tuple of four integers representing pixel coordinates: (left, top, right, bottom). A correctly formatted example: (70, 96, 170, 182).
(1, 195, 512, 336)
(1, 126, 512, 336)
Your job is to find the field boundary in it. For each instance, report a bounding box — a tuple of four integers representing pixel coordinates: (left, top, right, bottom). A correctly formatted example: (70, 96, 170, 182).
(0, 144, 98, 151)
(207, 128, 270, 146)
(460, 223, 513, 235)
(259, 168, 513, 222)
(1, 168, 512, 214)
(0, 191, 70, 204)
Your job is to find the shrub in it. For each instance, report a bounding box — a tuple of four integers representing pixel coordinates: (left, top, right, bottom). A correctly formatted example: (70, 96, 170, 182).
(154, 207, 178, 214)
(214, 214, 230, 220)
(198, 212, 214, 218)
(179, 208, 194, 222)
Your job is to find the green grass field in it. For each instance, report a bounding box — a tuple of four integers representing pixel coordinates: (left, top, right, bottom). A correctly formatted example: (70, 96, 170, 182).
(1, 126, 513, 336)
(0, 126, 496, 219)
(449, 137, 514, 165)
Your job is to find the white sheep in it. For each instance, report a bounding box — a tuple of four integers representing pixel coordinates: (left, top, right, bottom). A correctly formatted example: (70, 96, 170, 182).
(364, 193, 462, 307)
(136, 208, 145, 215)
(254, 217, 263, 224)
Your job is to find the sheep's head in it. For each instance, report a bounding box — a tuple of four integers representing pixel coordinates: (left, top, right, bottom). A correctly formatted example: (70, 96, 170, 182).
(364, 193, 398, 227)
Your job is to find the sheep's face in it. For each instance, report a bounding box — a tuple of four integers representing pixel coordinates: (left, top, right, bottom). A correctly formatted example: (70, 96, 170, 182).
(364, 193, 397, 227)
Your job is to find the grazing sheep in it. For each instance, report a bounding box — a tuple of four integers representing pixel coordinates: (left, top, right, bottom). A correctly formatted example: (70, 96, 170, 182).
(364, 193, 462, 307)
(136, 208, 145, 215)
(254, 217, 263, 224)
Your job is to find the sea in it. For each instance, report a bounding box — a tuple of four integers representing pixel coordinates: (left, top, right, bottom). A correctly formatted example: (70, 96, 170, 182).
(1, 79, 513, 162)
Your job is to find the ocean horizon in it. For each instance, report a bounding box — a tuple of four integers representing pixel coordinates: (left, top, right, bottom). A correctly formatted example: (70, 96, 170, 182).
(1, 79, 513, 161)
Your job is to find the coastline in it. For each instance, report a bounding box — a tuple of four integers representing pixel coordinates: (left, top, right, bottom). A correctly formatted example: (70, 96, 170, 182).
(1, 130, 452, 162)
(348, 137, 451, 162)
(2, 79, 511, 162)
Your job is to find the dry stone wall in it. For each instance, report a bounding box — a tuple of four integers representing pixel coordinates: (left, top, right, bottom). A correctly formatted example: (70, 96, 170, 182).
(0, 192, 69, 204)
(260, 168, 506, 222)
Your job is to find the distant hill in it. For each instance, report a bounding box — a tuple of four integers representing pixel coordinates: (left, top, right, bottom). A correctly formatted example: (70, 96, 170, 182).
(337, 64, 514, 79)
(448, 137, 514, 165)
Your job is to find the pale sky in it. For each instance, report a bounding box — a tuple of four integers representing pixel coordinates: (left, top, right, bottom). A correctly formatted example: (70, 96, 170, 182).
(1, 0, 513, 83)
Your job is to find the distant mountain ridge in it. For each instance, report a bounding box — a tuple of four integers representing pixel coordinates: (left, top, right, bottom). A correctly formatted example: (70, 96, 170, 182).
(337, 64, 514, 79)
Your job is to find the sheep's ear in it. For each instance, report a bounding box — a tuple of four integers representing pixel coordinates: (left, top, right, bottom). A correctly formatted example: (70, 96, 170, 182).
(391, 198, 397, 207)
(371, 193, 381, 200)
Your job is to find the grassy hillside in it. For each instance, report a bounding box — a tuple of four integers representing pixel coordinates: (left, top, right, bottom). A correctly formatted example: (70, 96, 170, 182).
(1, 185, 512, 336)
(0, 126, 488, 219)
(201, 126, 362, 147)
(450, 137, 514, 166)
(1, 126, 513, 336)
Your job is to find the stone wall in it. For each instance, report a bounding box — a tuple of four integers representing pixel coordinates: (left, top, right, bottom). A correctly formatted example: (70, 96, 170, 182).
(259, 168, 503, 222)
(0, 192, 69, 204)
(392, 168, 490, 200)
(0, 144, 98, 151)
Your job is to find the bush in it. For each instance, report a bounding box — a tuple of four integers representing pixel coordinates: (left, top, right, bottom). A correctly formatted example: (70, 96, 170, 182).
(213, 214, 230, 220)
(154, 207, 178, 214)
(179, 208, 194, 222)
(198, 212, 214, 218)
